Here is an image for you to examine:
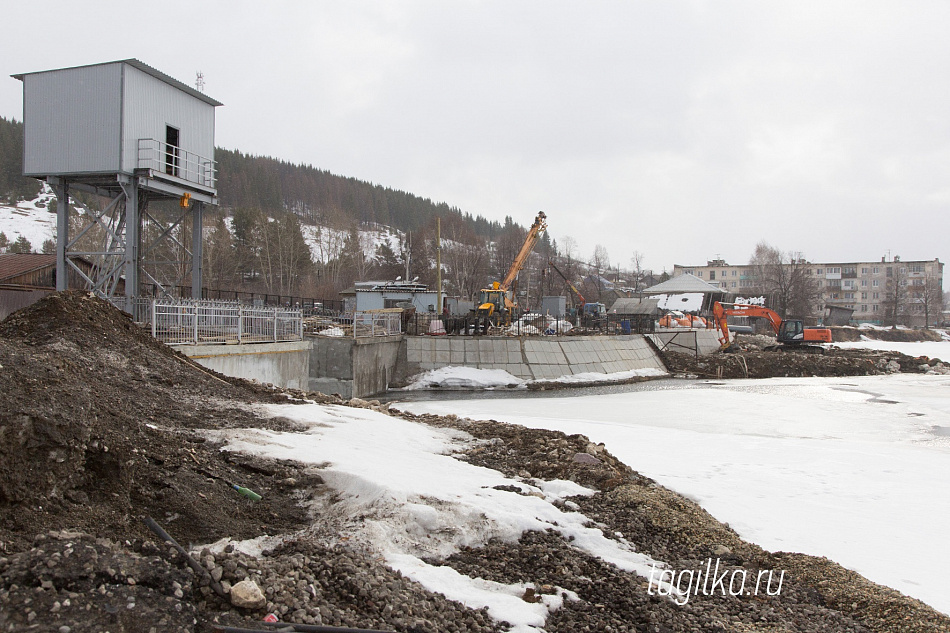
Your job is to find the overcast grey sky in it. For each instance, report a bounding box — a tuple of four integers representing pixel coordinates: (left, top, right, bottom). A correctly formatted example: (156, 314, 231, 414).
(4, 1, 950, 276)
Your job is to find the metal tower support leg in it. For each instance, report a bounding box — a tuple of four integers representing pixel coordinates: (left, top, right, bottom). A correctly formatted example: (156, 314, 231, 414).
(121, 179, 140, 312)
(191, 200, 203, 299)
(52, 178, 69, 291)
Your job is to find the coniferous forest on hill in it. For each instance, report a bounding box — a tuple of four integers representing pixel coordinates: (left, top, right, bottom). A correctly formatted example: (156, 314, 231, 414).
(0, 116, 612, 305)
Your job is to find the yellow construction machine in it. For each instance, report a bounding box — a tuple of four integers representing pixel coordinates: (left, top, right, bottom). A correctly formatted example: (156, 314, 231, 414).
(475, 211, 547, 324)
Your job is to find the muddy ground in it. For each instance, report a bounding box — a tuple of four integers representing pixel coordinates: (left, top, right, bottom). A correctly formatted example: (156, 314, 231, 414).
(660, 333, 948, 379)
(0, 292, 948, 632)
(829, 326, 945, 343)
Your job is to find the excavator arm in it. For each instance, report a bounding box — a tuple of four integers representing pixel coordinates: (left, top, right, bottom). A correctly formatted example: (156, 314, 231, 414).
(712, 301, 831, 351)
(712, 302, 783, 350)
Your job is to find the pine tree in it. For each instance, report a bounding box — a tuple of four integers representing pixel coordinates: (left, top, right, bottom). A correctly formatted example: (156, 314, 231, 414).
(10, 236, 33, 254)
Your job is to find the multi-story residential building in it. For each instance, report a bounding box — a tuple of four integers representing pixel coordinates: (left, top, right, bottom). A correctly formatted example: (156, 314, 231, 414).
(673, 257, 944, 327)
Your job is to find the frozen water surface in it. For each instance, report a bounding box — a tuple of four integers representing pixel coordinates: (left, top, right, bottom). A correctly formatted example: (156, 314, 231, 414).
(398, 374, 950, 615)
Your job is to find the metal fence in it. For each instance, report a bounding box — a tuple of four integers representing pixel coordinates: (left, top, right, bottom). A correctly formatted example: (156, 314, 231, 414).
(151, 299, 303, 345)
(354, 311, 402, 337)
(307, 311, 402, 338)
(141, 284, 344, 315)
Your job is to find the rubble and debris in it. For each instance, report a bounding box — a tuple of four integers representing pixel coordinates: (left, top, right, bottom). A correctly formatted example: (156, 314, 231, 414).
(0, 291, 947, 632)
(660, 333, 947, 379)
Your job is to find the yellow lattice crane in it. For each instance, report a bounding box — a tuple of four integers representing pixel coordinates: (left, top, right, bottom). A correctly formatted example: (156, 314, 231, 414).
(475, 211, 547, 323)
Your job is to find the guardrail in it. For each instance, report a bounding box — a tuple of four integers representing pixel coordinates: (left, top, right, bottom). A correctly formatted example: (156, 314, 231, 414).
(306, 311, 402, 338)
(137, 139, 216, 188)
(151, 299, 302, 345)
(354, 311, 402, 337)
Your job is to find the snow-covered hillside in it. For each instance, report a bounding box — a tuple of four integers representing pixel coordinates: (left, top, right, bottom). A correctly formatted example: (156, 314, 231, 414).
(0, 187, 57, 249)
(1, 187, 404, 265)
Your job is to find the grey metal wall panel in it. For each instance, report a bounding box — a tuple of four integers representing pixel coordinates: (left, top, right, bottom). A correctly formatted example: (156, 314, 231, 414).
(22, 63, 122, 176)
(120, 65, 216, 174)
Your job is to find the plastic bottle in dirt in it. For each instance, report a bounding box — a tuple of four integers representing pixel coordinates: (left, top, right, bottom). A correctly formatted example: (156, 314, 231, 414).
(232, 484, 262, 501)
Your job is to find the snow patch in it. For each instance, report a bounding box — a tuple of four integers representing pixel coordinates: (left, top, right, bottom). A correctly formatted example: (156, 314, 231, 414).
(208, 402, 676, 630)
(403, 366, 526, 390)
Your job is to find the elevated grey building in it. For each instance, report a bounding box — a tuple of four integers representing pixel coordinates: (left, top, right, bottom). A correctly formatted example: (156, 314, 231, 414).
(13, 59, 222, 313)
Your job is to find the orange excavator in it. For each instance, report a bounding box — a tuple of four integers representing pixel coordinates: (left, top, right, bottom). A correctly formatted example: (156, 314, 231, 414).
(712, 301, 832, 352)
(475, 211, 547, 323)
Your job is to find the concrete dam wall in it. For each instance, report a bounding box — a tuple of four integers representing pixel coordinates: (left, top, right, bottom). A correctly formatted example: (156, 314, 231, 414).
(179, 332, 719, 397)
(392, 335, 667, 384)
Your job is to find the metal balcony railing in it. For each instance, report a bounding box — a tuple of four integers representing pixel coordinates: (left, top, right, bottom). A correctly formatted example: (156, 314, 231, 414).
(150, 299, 302, 345)
(137, 139, 217, 189)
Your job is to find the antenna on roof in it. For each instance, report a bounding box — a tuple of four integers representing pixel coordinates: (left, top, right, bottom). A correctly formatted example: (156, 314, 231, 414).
(195, 71, 205, 93)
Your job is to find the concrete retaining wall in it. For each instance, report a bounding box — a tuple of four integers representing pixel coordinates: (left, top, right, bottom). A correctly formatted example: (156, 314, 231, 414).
(394, 335, 666, 384)
(180, 341, 312, 391)
(177, 332, 689, 398)
(647, 329, 721, 356)
(307, 335, 403, 398)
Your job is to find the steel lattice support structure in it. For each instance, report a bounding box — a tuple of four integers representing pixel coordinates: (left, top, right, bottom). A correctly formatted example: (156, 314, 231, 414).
(50, 174, 210, 317)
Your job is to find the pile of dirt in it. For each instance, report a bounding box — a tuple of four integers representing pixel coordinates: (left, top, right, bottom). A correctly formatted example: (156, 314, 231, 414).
(660, 344, 947, 379)
(2, 291, 948, 632)
(0, 291, 329, 556)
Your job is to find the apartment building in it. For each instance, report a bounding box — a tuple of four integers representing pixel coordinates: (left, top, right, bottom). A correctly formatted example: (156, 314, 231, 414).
(673, 257, 944, 326)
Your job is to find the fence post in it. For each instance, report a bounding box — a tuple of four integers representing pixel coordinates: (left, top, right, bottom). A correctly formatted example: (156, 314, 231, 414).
(273, 308, 278, 342)
(238, 306, 243, 344)
(151, 300, 157, 339)
(193, 302, 199, 345)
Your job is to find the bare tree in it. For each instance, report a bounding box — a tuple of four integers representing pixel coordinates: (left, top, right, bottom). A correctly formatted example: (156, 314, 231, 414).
(630, 250, 645, 297)
(883, 262, 908, 327)
(749, 242, 820, 318)
(591, 244, 610, 272)
(442, 223, 488, 300)
(915, 275, 943, 328)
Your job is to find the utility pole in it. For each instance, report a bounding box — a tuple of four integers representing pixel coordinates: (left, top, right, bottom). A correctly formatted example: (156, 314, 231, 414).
(436, 218, 442, 314)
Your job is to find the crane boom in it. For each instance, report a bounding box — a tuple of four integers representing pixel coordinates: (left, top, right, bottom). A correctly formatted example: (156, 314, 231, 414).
(548, 260, 585, 306)
(475, 211, 548, 321)
(500, 211, 547, 291)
